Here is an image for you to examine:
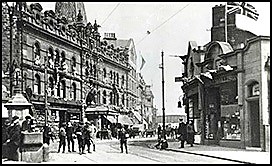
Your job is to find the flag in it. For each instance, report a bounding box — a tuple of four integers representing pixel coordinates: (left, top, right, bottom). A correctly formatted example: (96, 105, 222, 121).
(140, 54, 146, 70)
(227, 2, 259, 21)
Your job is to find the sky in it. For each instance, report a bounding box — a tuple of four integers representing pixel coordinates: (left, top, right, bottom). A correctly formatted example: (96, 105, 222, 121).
(32, 2, 270, 115)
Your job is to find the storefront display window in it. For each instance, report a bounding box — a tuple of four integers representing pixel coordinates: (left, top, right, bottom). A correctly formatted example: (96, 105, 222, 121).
(220, 105, 241, 140)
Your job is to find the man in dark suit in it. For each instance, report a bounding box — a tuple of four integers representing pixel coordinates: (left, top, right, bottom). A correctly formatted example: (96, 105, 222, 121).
(178, 119, 187, 148)
(118, 125, 129, 154)
(5, 116, 21, 161)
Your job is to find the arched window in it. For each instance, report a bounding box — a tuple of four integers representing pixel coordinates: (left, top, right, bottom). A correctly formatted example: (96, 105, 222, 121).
(48, 47, 54, 68)
(71, 57, 76, 72)
(49, 77, 54, 96)
(72, 82, 76, 100)
(97, 91, 100, 104)
(60, 80, 66, 98)
(55, 49, 60, 66)
(116, 93, 119, 106)
(110, 71, 113, 80)
(103, 90, 107, 104)
(61, 51, 66, 64)
(103, 68, 107, 78)
(122, 94, 125, 105)
(113, 72, 116, 84)
(249, 82, 260, 97)
(34, 74, 41, 94)
(116, 73, 119, 85)
(34, 42, 40, 65)
(57, 82, 60, 97)
(110, 92, 113, 104)
(93, 64, 96, 77)
(121, 75, 125, 86)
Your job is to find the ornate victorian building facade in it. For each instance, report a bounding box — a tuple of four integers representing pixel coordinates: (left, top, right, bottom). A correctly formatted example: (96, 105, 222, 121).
(2, 2, 157, 131)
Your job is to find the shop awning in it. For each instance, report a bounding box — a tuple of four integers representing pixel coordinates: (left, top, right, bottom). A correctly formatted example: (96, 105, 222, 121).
(85, 105, 118, 115)
(104, 115, 117, 123)
(118, 114, 133, 125)
(133, 111, 142, 122)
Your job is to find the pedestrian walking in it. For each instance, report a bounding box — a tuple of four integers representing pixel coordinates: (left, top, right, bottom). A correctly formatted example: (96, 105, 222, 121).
(89, 121, 97, 151)
(157, 125, 162, 140)
(66, 121, 75, 152)
(178, 119, 187, 148)
(75, 122, 84, 154)
(83, 122, 91, 153)
(43, 124, 52, 145)
(5, 116, 21, 161)
(118, 125, 129, 154)
(58, 123, 66, 153)
(2, 119, 10, 159)
(187, 121, 195, 147)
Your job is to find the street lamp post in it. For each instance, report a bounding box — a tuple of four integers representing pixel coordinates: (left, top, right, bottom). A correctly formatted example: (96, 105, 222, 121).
(161, 51, 166, 140)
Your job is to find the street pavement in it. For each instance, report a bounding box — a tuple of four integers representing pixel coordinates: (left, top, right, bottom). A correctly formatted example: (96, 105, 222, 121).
(2, 136, 270, 164)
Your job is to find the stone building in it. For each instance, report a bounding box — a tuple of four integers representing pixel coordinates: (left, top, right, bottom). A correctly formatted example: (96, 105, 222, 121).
(1, 2, 131, 129)
(2, 2, 157, 131)
(180, 3, 270, 151)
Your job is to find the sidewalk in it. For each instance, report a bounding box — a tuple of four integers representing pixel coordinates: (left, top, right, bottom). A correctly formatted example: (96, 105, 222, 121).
(166, 141, 270, 164)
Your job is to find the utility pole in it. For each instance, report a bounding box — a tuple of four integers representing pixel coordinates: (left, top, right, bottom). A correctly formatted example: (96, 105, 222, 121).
(161, 50, 166, 140)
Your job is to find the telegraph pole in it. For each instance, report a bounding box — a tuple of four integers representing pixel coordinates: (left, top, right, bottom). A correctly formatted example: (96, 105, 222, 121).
(161, 50, 166, 140)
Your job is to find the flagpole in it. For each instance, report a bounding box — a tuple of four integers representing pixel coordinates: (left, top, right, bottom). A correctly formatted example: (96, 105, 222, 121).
(225, 2, 228, 42)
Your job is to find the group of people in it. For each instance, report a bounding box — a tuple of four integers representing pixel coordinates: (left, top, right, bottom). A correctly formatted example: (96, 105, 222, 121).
(156, 119, 195, 149)
(177, 119, 195, 148)
(57, 120, 97, 155)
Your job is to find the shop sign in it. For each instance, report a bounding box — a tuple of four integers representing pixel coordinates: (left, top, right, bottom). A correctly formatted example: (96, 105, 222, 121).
(214, 75, 237, 84)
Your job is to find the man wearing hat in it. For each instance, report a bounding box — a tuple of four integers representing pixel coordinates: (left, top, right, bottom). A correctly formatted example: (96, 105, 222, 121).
(22, 115, 32, 132)
(75, 121, 85, 154)
(58, 123, 66, 153)
(83, 121, 91, 153)
(66, 121, 75, 152)
(5, 116, 21, 161)
(178, 118, 187, 148)
(89, 121, 97, 152)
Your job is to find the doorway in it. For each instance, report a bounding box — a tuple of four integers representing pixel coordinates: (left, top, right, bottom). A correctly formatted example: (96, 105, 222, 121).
(249, 100, 260, 147)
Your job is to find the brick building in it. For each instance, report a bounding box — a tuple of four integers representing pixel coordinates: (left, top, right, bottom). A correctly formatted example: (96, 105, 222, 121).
(180, 3, 270, 151)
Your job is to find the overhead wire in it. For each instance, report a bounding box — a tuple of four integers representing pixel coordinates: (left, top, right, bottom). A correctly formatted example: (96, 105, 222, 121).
(101, 3, 121, 26)
(136, 3, 191, 46)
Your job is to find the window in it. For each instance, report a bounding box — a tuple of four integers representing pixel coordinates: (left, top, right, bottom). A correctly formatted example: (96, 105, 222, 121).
(34, 42, 40, 65)
(122, 94, 125, 105)
(72, 82, 76, 100)
(110, 71, 112, 80)
(250, 82, 260, 96)
(48, 47, 54, 68)
(49, 77, 54, 96)
(71, 57, 76, 72)
(34, 74, 41, 94)
(60, 80, 66, 98)
(110, 92, 113, 104)
(61, 51, 65, 64)
(116, 73, 119, 85)
(121, 75, 125, 86)
(103, 68, 107, 78)
(103, 90, 107, 104)
(93, 64, 96, 77)
(55, 50, 60, 66)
